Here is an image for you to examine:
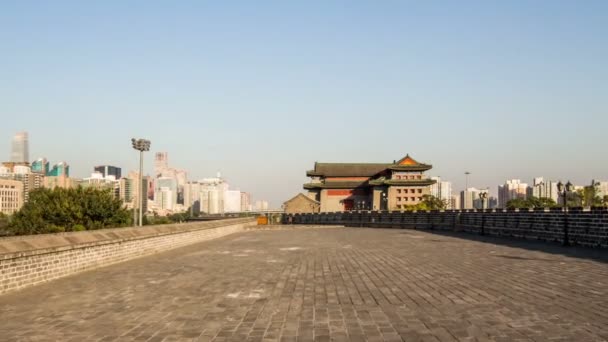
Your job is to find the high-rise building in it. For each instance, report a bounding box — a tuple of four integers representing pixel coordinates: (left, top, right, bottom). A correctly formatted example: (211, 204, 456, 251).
(158, 187, 174, 211)
(94, 165, 121, 179)
(119, 177, 134, 206)
(460, 188, 489, 209)
(81, 172, 120, 198)
(31, 158, 50, 175)
(156, 177, 178, 206)
(48, 162, 70, 177)
(241, 192, 252, 212)
(450, 194, 461, 210)
(128, 171, 149, 214)
(225, 190, 242, 213)
(154, 152, 169, 177)
(10, 132, 29, 164)
(0, 179, 24, 215)
(198, 177, 228, 214)
(527, 177, 559, 203)
(430, 177, 452, 205)
(255, 200, 269, 211)
(0, 166, 44, 202)
(184, 181, 202, 212)
(498, 179, 528, 208)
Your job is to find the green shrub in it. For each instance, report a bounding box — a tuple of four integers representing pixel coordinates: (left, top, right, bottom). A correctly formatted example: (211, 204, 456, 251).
(8, 187, 130, 235)
(72, 224, 86, 232)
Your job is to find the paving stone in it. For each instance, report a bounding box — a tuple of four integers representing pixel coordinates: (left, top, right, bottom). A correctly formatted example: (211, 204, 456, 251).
(0, 227, 606, 341)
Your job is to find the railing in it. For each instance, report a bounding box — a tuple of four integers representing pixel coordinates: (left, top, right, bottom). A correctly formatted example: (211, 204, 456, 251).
(282, 208, 608, 248)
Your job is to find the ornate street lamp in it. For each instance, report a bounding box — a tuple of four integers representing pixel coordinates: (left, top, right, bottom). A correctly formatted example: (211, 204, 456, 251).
(556, 181, 574, 246)
(479, 191, 488, 210)
(381, 192, 388, 211)
(131, 138, 151, 227)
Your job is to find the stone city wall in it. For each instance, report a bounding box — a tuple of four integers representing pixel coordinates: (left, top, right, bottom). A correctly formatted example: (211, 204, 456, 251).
(284, 208, 608, 248)
(0, 217, 255, 295)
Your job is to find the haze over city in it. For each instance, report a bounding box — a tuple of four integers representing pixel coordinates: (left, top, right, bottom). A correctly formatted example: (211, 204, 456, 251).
(2, 1, 606, 207)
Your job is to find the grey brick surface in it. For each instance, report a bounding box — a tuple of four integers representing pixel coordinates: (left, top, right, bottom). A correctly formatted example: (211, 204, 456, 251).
(0, 227, 607, 341)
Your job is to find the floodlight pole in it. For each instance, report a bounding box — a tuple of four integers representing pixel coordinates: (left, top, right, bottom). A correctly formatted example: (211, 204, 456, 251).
(132, 138, 150, 227)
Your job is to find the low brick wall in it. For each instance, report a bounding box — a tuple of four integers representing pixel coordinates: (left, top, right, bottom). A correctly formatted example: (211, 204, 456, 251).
(0, 218, 255, 295)
(284, 209, 608, 248)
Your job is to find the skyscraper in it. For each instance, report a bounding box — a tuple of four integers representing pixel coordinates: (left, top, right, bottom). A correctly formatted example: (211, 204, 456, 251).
(31, 158, 50, 175)
(10, 132, 29, 164)
(430, 176, 452, 205)
(460, 188, 489, 209)
(498, 179, 528, 207)
(48, 162, 70, 177)
(154, 152, 169, 177)
(94, 165, 122, 179)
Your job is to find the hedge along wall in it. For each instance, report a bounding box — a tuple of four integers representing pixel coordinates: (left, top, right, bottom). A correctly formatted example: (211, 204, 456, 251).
(0, 217, 255, 296)
(284, 208, 608, 248)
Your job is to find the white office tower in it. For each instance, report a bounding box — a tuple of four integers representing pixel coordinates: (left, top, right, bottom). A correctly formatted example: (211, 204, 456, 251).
(498, 179, 528, 208)
(460, 188, 489, 209)
(224, 190, 242, 213)
(10, 132, 29, 163)
(430, 176, 452, 205)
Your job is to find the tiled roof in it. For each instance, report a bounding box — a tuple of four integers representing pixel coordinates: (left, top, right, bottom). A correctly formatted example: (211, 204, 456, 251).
(306, 163, 389, 177)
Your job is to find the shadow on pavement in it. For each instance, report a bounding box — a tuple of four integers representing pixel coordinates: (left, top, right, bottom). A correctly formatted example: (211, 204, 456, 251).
(398, 228, 608, 264)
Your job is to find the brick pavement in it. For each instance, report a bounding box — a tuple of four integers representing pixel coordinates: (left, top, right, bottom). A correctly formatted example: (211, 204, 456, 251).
(0, 227, 606, 341)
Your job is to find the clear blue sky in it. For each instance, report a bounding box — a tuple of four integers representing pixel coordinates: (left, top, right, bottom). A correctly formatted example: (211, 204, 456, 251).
(1, 1, 607, 207)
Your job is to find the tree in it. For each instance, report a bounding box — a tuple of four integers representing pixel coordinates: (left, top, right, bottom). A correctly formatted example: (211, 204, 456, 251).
(506, 196, 557, 209)
(578, 186, 603, 207)
(8, 187, 131, 235)
(401, 195, 447, 211)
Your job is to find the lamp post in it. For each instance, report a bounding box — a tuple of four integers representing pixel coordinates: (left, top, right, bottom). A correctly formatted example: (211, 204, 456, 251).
(557, 181, 574, 246)
(479, 191, 488, 235)
(131, 138, 151, 227)
(479, 191, 488, 210)
(381, 192, 388, 211)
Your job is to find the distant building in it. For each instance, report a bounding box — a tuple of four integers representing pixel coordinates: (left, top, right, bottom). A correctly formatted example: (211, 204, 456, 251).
(184, 181, 202, 213)
(81, 172, 119, 198)
(94, 165, 121, 179)
(31, 158, 50, 175)
(198, 177, 228, 214)
(304, 154, 436, 212)
(44, 175, 74, 189)
(488, 196, 499, 209)
(10, 132, 29, 164)
(154, 152, 169, 177)
(527, 177, 559, 203)
(156, 177, 178, 207)
(48, 162, 70, 177)
(1, 161, 29, 173)
(498, 179, 528, 208)
(0, 166, 44, 202)
(0, 179, 24, 215)
(119, 177, 134, 206)
(255, 200, 269, 211)
(158, 187, 174, 211)
(430, 176, 452, 206)
(593, 180, 608, 198)
(224, 190, 242, 213)
(460, 188, 489, 209)
(450, 194, 460, 210)
(240, 192, 252, 212)
(128, 171, 149, 214)
(283, 193, 320, 213)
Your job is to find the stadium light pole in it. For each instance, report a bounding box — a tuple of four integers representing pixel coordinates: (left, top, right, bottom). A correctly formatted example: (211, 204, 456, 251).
(131, 138, 151, 227)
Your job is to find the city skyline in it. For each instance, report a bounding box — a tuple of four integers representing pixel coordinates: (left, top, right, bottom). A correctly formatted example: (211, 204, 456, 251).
(2, 129, 605, 209)
(2, 2, 607, 206)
